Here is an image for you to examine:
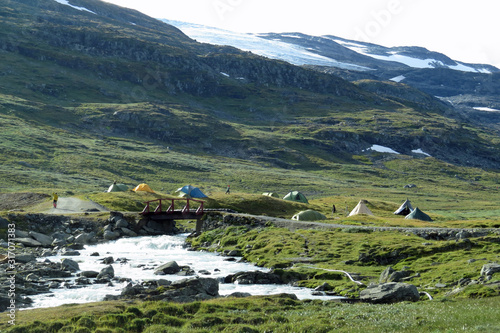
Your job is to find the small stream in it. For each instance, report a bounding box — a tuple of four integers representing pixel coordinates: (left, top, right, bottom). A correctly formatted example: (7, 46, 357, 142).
(29, 234, 342, 308)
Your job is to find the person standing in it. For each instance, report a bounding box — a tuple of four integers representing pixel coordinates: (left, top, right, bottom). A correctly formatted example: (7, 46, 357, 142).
(225, 185, 230, 194)
(52, 192, 58, 208)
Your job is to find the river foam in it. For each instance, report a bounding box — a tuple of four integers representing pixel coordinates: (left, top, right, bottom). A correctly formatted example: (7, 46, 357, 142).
(29, 234, 342, 308)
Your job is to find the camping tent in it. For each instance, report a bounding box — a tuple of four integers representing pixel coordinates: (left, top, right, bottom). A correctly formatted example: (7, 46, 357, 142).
(133, 183, 155, 193)
(292, 209, 327, 221)
(262, 192, 279, 198)
(107, 183, 128, 192)
(176, 185, 207, 198)
(283, 191, 308, 203)
(348, 200, 374, 217)
(394, 199, 414, 215)
(405, 207, 432, 221)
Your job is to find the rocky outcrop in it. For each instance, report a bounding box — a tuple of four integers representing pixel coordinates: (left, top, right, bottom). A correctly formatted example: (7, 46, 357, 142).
(481, 263, 500, 279)
(360, 282, 420, 304)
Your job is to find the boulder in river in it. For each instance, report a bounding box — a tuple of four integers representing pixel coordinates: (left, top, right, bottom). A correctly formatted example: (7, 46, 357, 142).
(154, 261, 181, 275)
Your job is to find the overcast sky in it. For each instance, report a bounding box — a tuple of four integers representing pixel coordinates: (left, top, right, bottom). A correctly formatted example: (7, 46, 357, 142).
(103, 0, 500, 68)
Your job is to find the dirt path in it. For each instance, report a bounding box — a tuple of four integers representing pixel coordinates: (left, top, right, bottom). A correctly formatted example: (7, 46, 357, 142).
(46, 197, 109, 214)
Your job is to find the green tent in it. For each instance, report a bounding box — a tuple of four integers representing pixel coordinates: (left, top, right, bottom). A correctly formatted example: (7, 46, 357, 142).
(107, 183, 129, 192)
(405, 207, 432, 221)
(262, 192, 279, 198)
(283, 191, 308, 203)
(292, 209, 326, 221)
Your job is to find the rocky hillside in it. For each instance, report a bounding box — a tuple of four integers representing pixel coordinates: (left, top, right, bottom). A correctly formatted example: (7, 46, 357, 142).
(0, 0, 499, 194)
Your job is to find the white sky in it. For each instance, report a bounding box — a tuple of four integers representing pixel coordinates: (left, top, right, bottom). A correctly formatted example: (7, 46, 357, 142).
(102, 0, 500, 68)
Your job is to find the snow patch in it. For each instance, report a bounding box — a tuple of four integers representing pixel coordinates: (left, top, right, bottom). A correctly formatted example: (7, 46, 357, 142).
(53, 0, 96, 14)
(162, 20, 371, 71)
(412, 149, 431, 157)
(220, 72, 230, 77)
(390, 75, 406, 82)
(473, 107, 500, 112)
(367, 145, 400, 154)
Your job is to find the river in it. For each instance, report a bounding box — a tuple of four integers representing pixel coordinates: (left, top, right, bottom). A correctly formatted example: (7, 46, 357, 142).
(28, 234, 342, 308)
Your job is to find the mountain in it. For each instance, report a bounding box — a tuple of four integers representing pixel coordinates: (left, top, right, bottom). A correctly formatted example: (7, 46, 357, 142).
(163, 20, 500, 125)
(0, 0, 499, 194)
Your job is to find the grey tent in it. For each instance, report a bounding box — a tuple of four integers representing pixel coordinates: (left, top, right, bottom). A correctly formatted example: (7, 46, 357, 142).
(394, 199, 414, 215)
(292, 209, 327, 221)
(262, 192, 279, 198)
(405, 207, 432, 221)
(283, 191, 308, 203)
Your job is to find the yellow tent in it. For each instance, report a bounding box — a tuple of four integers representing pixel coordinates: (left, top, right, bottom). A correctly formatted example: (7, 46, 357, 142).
(133, 183, 155, 193)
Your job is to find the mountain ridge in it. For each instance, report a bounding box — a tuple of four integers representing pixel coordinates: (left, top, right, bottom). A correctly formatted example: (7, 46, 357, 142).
(0, 0, 499, 195)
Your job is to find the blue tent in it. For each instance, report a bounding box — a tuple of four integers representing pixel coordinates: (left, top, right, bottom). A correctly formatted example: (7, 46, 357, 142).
(176, 185, 207, 198)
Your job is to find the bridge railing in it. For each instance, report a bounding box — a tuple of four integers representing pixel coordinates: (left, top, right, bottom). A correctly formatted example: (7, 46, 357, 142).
(141, 198, 205, 216)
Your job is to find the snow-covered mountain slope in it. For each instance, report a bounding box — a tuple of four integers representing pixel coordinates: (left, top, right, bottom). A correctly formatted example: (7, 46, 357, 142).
(162, 19, 498, 74)
(161, 20, 369, 71)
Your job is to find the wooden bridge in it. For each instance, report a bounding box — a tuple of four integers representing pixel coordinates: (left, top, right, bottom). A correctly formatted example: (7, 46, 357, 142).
(139, 198, 205, 234)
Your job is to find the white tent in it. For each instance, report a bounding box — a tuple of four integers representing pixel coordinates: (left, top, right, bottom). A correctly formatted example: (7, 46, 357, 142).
(394, 199, 413, 215)
(348, 200, 374, 217)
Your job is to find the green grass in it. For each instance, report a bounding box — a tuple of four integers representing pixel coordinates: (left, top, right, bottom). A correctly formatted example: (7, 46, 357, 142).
(3, 296, 500, 332)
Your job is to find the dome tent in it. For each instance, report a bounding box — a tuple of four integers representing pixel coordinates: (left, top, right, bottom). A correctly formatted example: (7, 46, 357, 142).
(133, 183, 155, 193)
(292, 209, 327, 221)
(175, 185, 207, 198)
(405, 207, 432, 221)
(283, 191, 308, 203)
(262, 192, 279, 198)
(394, 199, 414, 215)
(348, 200, 374, 217)
(107, 183, 128, 192)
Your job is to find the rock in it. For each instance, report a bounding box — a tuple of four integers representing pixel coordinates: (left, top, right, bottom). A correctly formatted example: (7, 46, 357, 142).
(97, 265, 115, 279)
(0, 217, 9, 229)
(379, 267, 395, 283)
(80, 271, 99, 278)
(90, 252, 100, 256)
(161, 277, 219, 302)
(74, 233, 91, 244)
(225, 292, 252, 298)
(29, 231, 54, 246)
(120, 228, 137, 237)
(16, 254, 36, 263)
(226, 271, 283, 285)
(154, 261, 181, 275)
(115, 218, 129, 229)
(61, 249, 80, 256)
(103, 230, 120, 240)
(360, 282, 420, 304)
(15, 229, 30, 238)
(61, 258, 80, 272)
(102, 256, 114, 264)
(13, 237, 42, 247)
(314, 282, 331, 291)
(481, 263, 500, 277)
(121, 282, 145, 296)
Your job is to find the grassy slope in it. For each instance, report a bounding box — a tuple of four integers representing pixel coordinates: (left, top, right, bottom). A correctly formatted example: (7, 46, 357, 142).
(2, 296, 500, 332)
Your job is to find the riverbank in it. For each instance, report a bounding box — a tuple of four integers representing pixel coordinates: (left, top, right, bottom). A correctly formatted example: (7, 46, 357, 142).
(1, 210, 500, 332)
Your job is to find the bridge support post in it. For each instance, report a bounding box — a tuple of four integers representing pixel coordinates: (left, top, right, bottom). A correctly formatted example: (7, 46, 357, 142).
(195, 216, 203, 234)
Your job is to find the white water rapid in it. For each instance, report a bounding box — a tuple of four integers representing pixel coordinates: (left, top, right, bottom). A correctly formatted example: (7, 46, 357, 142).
(29, 234, 343, 308)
